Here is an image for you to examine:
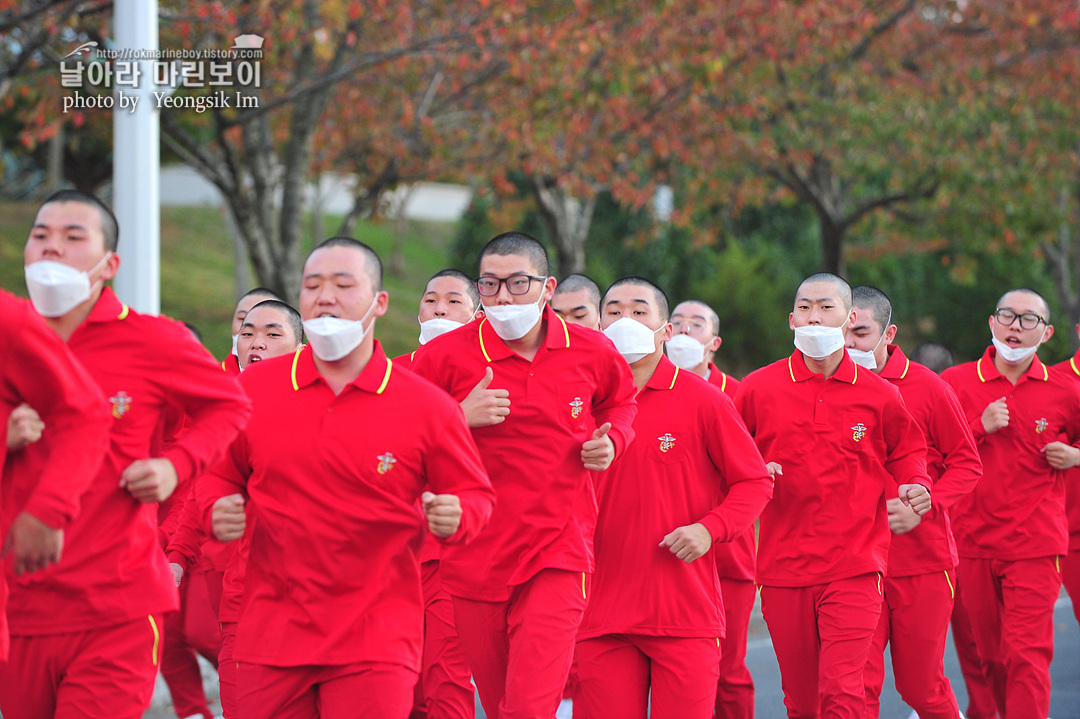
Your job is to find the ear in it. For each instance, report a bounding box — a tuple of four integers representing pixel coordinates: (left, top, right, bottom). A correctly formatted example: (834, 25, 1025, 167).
(789, 313, 795, 331)
(706, 335, 722, 353)
(373, 290, 390, 317)
(1041, 324, 1054, 344)
(659, 322, 674, 343)
(100, 252, 121, 281)
(542, 277, 557, 303)
(885, 324, 898, 344)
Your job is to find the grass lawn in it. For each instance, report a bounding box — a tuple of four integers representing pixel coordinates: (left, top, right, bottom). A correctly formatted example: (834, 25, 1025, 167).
(1, 200, 462, 359)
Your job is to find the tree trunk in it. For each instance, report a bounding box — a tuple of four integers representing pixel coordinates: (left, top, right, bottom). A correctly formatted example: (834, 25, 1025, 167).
(818, 212, 845, 277)
(530, 175, 596, 276)
(1044, 182, 1080, 353)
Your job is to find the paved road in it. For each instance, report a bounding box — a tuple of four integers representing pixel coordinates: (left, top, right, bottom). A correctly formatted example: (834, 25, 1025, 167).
(138, 594, 1079, 718)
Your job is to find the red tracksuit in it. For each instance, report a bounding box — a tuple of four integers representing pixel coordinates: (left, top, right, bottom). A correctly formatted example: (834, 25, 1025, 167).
(734, 349, 930, 719)
(1051, 352, 1080, 627)
(705, 365, 757, 719)
(862, 345, 982, 719)
(0, 287, 251, 719)
(943, 347, 1080, 719)
(395, 346, 476, 719)
(164, 488, 232, 719)
(199, 343, 495, 719)
(575, 357, 771, 719)
(412, 308, 637, 719)
(0, 291, 110, 662)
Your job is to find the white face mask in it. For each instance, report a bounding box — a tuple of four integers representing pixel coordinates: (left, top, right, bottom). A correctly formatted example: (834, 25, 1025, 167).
(604, 317, 663, 364)
(793, 319, 848, 360)
(231, 333, 239, 356)
(302, 296, 379, 362)
(418, 317, 464, 345)
(847, 311, 892, 370)
(992, 335, 1040, 365)
(665, 333, 707, 370)
(483, 291, 545, 341)
(24, 253, 111, 318)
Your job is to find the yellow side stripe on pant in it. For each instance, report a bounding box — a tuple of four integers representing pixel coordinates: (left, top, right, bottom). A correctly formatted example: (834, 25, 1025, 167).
(944, 570, 955, 600)
(582, 572, 587, 600)
(149, 615, 160, 667)
(1057, 555, 1062, 573)
(876, 572, 882, 595)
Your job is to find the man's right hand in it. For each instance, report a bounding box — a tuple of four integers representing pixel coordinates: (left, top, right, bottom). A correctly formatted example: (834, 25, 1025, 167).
(461, 366, 511, 427)
(982, 397, 1009, 434)
(1, 511, 63, 575)
(7, 403, 44, 451)
(212, 494, 246, 542)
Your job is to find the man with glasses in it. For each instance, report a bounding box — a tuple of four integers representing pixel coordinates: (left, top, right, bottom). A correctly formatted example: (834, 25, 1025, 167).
(412, 232, 637, 719)
(667, 300, 740, 398)
(942, 288, 1080, 719)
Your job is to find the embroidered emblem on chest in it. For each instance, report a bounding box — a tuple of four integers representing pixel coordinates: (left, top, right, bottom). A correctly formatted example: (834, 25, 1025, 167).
(1035, 418, 1049, 434)
(658, 433, 676, 453)
(110, 391, 132, 419)
(569, 397, 584, 419)
(851, 423, 867, 442)
(376, 452, 397, 474)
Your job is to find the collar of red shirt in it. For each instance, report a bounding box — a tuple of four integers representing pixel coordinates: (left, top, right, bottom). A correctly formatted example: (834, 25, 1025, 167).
(786, 348, 858, 385)
(976, 345, 1049, 383)
(644, 354, 680, 392)
(288, 341, 394, 394)
(1069, 350, 1080, 378)
(83, 286, 130, 324)
(878, 344, 911, 380)
(476, 304, 571, 362)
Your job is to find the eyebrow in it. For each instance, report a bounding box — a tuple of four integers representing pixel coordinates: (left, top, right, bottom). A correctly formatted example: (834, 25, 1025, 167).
(424, 290, 466, 297)
(672, 313, 707, 322)
(796, 296, 836, 304)
(241, 320, 285, 330)
(33, 222, 90, 232)
(304, 270, 357, 280)
(605, 298, 651, 308)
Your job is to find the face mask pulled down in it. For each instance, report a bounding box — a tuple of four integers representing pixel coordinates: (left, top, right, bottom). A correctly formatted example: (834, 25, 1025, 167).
(992, 334, 1040, 365)
(24, 253, 111, 318)
(302, 296, 379, 362)
(847, 310, 892, 370)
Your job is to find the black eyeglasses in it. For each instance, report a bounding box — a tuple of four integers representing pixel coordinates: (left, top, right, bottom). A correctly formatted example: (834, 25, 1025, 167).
(475, 274, 546, 297)
(994, 308, 1046, 331)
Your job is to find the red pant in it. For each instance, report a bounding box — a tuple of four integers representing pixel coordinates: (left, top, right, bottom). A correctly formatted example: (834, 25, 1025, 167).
(950, 576, 998, 719)
(716, 578, 756, 719)
(219, 621, 240, 719)
(0, 614, 164, 719)
(863, 570, 958, 719)
(161, 566, 222, 719)
(957, 556, 1061, 719)
(1061, 550, 1080, 627)
(237, 661, 418, 719)
(574, 633, 720, 719)
(414, 561, 475, 719)
(760, 574, 883, 719)
(452, 568, 589, 719)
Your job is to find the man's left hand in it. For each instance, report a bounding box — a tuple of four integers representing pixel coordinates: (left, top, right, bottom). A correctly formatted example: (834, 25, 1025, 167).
(120, 458, 179, 503)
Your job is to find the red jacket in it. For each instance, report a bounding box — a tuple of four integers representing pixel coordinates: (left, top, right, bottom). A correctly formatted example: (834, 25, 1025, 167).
(199, 343, 495, 668)
(0, 291, 110, 658)
(411, 308, 638, 600)
(943, 347, 1080, 559)
(735, 350, 931, 587)
(878, 345, 982, 576)
(580, 357, 771, 640)
(3, 287, 251, 635)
